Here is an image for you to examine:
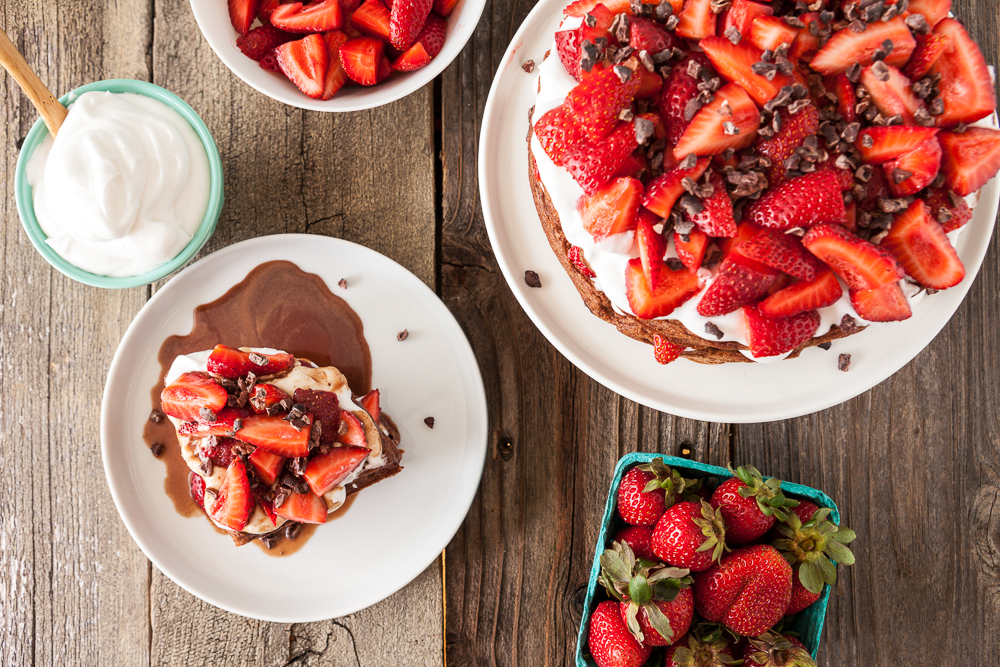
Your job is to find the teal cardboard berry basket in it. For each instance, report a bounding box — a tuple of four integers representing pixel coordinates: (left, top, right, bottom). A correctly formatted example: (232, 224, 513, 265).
(576, 453, 840, 666)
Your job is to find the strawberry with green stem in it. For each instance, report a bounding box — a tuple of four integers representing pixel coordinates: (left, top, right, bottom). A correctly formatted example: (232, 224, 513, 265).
(617, 459, 701, 526)
(652, 500, 729, 572)
(665, 626, 741, 667)
(742, 632, 816, 667)
(773, 506, 856, 614)
(710, 465, 799, 544)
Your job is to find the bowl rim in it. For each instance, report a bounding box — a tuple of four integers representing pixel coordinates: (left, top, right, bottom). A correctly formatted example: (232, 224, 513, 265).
(14, 79, 225, 289)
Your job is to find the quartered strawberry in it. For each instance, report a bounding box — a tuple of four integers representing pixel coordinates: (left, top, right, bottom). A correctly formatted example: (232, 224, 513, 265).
(584, 3, 617, 30)
(350, 0, 392, 41)
(237, 24, 294, 61)
(801, 223, 903, 290)
(676, 0, 716, 41)
(209, 459, 255, 531)
(641, 158, 711, 217)
(737, 228, 823, 281)
(254, 492, 278, 527)
(389, 0, 433, 50)
(859, 64, 926, 126)
(884, 137, 941, 197)
(687, 172, 737, 238)
(697, 253, 779, 317)
(293, 388, 341, 445)
(276, 34, 329, 99)
(568, 245, 597, 278)
(758, 267, 843, 318)
(432, 0, 458, 17)
(303, 445, 370, 496)
(653, 334, 684, 365)
(929, 18, 997, 127)
(625, 258, 701, 319)
(271, 0, 343, 32)
(189, 472, 206, 511)
(358, 388, 381, 423)
(904, 32, 950, 80)
(938, 127, 1000, 196)
(336, 411, 368, 447)
(855, 126, 939, 164)
(236, 413, 313, 457)
(700, 37, 793, 107)
(566, 66, 641, 142)
(580, 176, 643, 241)
(674, 82, 760, 160)
(248, 383, 290, 415)
(721, 0, 773, 37)
(745, 170, 847, 230)
(161, 372, 229, 422)
(748, 16, 797, 52)
(562, 121, 640, 195)
(675, 230, 709, 271)
(392, 41, 432, 71)
(248, 448, 286, 486)
(923, 187, 972, 233)
(206, 344, 295, 379)
(809, 17, 915, 75)
(907, 0, 952, 28)
(321, 31, 350, 99)
(881, 199, 965, 289)
(636, 216, 667, 290)
(755, 104, 819, 186)
(339, 36, 385, 85)
(850, 282, 911, 322)
(660, 53, 713, 146)
(275, 490, 328, 524)
(228, 0, 259, 35)
(412, 12, 446, 57)
(743, 306, 820, 358)
(827, 74, 856, 123)
(534, 105, 586, 167)
(178, 407, 249, 437)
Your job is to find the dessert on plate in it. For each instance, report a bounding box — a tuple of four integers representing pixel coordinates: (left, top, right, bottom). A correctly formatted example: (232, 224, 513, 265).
(528, 0, 1000, 362)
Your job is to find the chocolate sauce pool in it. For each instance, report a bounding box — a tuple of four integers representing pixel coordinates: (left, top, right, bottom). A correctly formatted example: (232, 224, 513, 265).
(142, 260, 372, 556)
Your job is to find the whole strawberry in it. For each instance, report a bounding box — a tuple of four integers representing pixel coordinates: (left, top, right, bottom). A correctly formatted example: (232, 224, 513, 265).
(692, 545, 792, 637)
(786, 565, 821, 615)
(652, 500, 728, 572)
(617, 459, 700, 526)
(665, 632, 740, 667)
(773, 506, 856, 614)
(613, 525, 657, 561)
(742, 631, 816, 667)
(710, 465, 798, 544)
(588, 600, 653, 667)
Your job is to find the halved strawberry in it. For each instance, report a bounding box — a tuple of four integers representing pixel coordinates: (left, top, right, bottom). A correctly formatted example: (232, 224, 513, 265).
(579, 176, 643, 241)
(907, 0, 952, 29)
(271, 0, 343, 33)
(350, 0, 392, 41)
(859, 64, 926, 126)
(339, 36, 385, 85)
(659, 53, 714, 146)
(189, 472, 206, 511)
(850, 283, 912, 322)
(209, 460, 255, 531)
(758, 266, 843, 318)
(700, 37, 793, 107)
(359, 388, 381, 423)
(636, 216, 667, 289)
(938, 128, 1000, 196)
(161, 372, 229, 422)
(904, 32, 950, 80)
(562, 121, 640, 195)
(248, 448, 286, 486)
(721, 0, 773, 37)
(275, 34, 329, 99)
(755, 104, 820, 186)
(336, 411, 368, 447)
(248, 383, 290, 415)
(534, 105, 587, 167)
(676, 0, 716, 41)
(928, 18, 997, 127)
(745, 170, 847, 230)
(303, 445, 370, 496)
(923, 187, 972, 233)
(653, 334, 684, 364)
(687, 171, 737, 237)
(566, 66, 642, 142)
(737, 228, 823, 281)
(275, 490, 328, 524)
(697, 253, 779, 317)
(206, 344, 295, 380)
(674, 82, 760, 160)
(432, 0, 458, 17)
(229, 0, 259, 35)
(293, 388, 341, 445)
(625, 258, 701, 319)
(809, 17, 916, 75)
(641, 158, 711, 217)
(881, 199, 965, 289)
(855, 126, 940, 164)
(883, 137, 941, 197)
(801, 223, 903, 290)
(236, 413, 313, 457)
(743, 306, 820, 358)
(389, 0, 433, 50)
(237, 24, 294, 61)
(675, 230, 709, 271)
(828, 74, 857, 123)
(748, 16, 797, 52)
(569, 245, 597, 278)
(178, 407, 249, 437)
(322, 31, 350, 99)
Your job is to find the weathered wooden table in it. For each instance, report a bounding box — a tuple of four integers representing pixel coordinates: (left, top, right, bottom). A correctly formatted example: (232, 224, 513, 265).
(2, 0, 999, 664)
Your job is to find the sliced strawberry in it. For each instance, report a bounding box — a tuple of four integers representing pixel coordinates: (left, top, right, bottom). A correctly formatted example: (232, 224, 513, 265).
(178, 407, 248, 438)
(789, 12, 825, 60)
(161, 372, 229, 422)
(377, 52, 392, 83)
(392, 41, 432, 71)
(350, 0, 392, 41)
(259, 50, 282, 72)
(202, 437, 243, 468)
(675, 230, 709, 271)
(674, 82, 760, 160)
(303, 445, 370, 496)
(585, 3, 617, 30)
(635, 70, 664, 100)
(413, 12, 446, 57)
(743, 306, 820, 358)
(721, 0, 773, 37)
(569, 245, 597, 278)
(844, 200, 858, 232)
(321, 31, 350, 99)
(801, 223, 903, 290)
(359, 388, 381, 423)
(659, 53, 714, 146)
(339, 36, 385, 85)
(579, 176, 643, 241)
(237, 24, 294, 61)
(292, 388, 341, 445)
(254, 492, 278, 527)
(275, 490, 328, 524)
(534, 105, 587, 167)
(720, 221, 765, 257)
(562, 121, 640, 195)
(904, 32, 950, 80)
(564, 0, 681, 16)
(855, 126, 940, 164)
(206, 345, 295, 380)
(850, 282, 911, 322)
(676, 0, 716, 41)
(809, 17, 915, 75)
(938, 127, 1000, 196)
(755, 104, 820, 186)
(248, 383, 290, 415)
(566, 66, 642, 142)
(881, 199, 965, 289)
(336, 411, 368, 447)
(687, 171, 737, 237)
(629, 17, 676, 54)
(828, 74, 857, 123)
(748, 16, 797, 52)
(859, 64, 926, 126)
(697, 253, 779, 317)
(432, 0, 458, 17)
(555, 24, 612, 82)
(189, 472, 206, 511)
(625, 258, 701, 319)
(907, 0, 952, 29)
(700, 37, 794, 107)
(275, 34, 329, 99)
(653, 334, 684, 364)
(258, 0, 282, 23)
(209, 460, 255, 531)
(745, 170, 847, 230)
(271, 0, 343, 32)
(389, 0, 433, 50)
(236, 413, 312, 457)
(883, 137, 941, 197)
(737, 228, 824, 281)
(758, 267, 843, 318)
(636, 216, 667, 289)
(228, 0, 259, 35)
(856, 165, 891, 212)
(641, 158, 711, 217)
(928, 18, 997, 127)
(248, 448, 286, 486)
(923, 187, 972, 233)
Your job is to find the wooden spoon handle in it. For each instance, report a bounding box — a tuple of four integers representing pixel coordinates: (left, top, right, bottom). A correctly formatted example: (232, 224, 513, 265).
(0, 26, 67, 136)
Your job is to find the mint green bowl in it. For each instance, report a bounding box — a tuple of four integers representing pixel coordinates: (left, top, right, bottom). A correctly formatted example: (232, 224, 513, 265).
(14, 79, 224, 289)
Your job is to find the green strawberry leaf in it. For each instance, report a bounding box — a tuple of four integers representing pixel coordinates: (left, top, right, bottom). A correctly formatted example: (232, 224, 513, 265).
(816, 553, 838, 585)
(629, 574, 652, 605)
(799, 560, 825, 594)
(829, 526, 857, 544)
(825, 540, 855, 566)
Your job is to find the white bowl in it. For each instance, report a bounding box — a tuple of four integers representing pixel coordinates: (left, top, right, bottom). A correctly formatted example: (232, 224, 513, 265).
(189, 0, 485, 111)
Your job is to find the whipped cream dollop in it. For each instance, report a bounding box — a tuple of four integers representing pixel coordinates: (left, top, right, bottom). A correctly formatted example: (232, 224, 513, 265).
(26, 91, 211, 277)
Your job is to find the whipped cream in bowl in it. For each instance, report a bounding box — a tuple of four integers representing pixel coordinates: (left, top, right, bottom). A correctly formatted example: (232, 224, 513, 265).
(14, 79, 224, 288)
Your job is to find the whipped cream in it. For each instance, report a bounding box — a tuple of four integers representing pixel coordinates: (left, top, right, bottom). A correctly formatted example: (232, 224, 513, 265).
(26, 91, 210, 277)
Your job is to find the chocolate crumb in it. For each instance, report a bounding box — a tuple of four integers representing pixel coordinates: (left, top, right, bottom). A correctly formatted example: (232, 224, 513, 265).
(261, 536, 277, 549)
(840, 314, 860, 334)
(724, 26, 741, 44)
(654, 1, 672, 20)
(818, 342, 832, 351)
(338, 278, 347, 289)
(199, 407, 217, 422)
(285, 522, 302, 541)
(524, 270, 542, 288)
(149, 410, 164, 424)
(150, 442, 165, 458)
(679, 153, 698, 170)
(424, 416, 435, 429)
(838, 353, 852, 372)
(522, 59, 535, 73)
(666, 257, 686, 271)
(613, 64, 633, 82)
(634, 117, 655, 144)
(892, 168, 913, 184)
(200, 460, 214, 476)
(705, 322, 724, 340)
(397, 328, 410, 341)
(905, 13, 930, 34)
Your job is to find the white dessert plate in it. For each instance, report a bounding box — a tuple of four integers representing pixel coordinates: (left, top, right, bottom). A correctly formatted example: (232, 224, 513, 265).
(479, 0, 1000, 423)
(102, 234, 488, 622)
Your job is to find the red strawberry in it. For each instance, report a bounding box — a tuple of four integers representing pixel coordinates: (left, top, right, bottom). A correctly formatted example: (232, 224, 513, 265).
(567, 66, 642, 142)
(711, 467, 794, 544)
(274, 490, 328, 524)
(336, 411, 367, 446)
(850, 282, 911, 322)
(676, 0, 716, 41)
(687, 172, 737, 238)
(339, 36, 385, 85)
(700, 37, 793, 107)
(653, 335, 684, 364)
(774, 503, 856, 615)
(161, 372, 229, 422)
(791, 499, 820, 524)
(587, 601, 653, 667)
(692, 545, 792, 636)
(904, 32, 950, 80)
(626, 258, 701, 319)
(659, 53, 713, 146)
(665, 635, 737, 667)
(758, 267, 843, 318)
(258, 0, 282, 23)
(555, 24, 611, 82)
(620, 589, 694, 647)
(923, 187, 972, 233)
(675, 230, 709, 271)
(209, 459, 255, 531)
(742, 632, 816, 665)
(928, 18, 997, 127)
(629, 17, 675, 53)
(854, 125, 940, 164)
(237, 24, 294, 61)
(254, 492, 278, 527)
(321, 31, 350, 99)
(413, 12, 445, 57)
(617, 461, 696, 526)
(808, 17, 916, 76)
(178, 407, 249, 438)
(276, 34, 329, 98)
(392, 42, 432, 71)
(938, 127, 1000, 196)
(271, 0, 343, 32)
(636, 215, 667, 289)
(859, 63, 926, 126)
(907, 0, 952, 27)
(802, 222, 903, 290)
(259, 50, 282, 72)
(189, 472, 206, 511)
(303, 445, 370, 496)
(613, 525, 657, 561)
(236, 413, 312, 457)
(350, 0, 392, 41)
(569, 245, 597, 278)
(697, 253, 779, 317)
(786, 568, 821, 614)
(580, 177, 643, 242)
(674, 83, 761, 160)
(534, 105, 586, 167)
(790, 12, 825, 60)
(881, 199, 964, 289)
(744, 305, 820, 358)
(207, 345, 295, 380)
(719, 220, 764, 257)
(651, 500, 728, 572)
(228, 0, 259, 35)
(746, 170, 847, 230)
(248, 383, 290, 415)
(828, 74, 857, 122)
(432, 0, 458, 16)
(358, 388, 381, 423)
(248, 448, 286, 486)
(721, 0, 773, 36)
(389, 0, 432, 50)
(737, 229, 823, 281)
(642, 157, 711, 217)
(293, 388, 341, 445)
(883, 137, 941, 197)
(202, 437, 242, 469)
(563, 121, 640, 195)
(748, 16, 798, 52)
(855, 166, 891, 212)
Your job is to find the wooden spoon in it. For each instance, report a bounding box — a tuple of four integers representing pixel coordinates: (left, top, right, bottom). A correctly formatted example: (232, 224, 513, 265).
(0, 26, 67, 136)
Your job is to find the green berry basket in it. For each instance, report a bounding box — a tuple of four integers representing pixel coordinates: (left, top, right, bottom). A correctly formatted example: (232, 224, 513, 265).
(576, 453, 840, 666)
